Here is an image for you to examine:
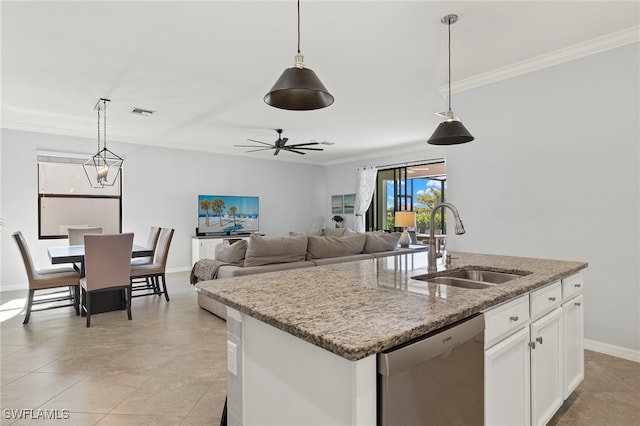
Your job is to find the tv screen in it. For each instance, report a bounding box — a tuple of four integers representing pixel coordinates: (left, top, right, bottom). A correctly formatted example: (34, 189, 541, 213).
(198, 195, 259, 235)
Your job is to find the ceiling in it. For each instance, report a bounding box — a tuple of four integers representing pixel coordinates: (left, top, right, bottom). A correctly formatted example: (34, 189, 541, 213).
(2, 1, 638, 165)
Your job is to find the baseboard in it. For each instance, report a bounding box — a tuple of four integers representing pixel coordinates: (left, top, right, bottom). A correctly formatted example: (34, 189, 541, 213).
(585, 339, 640, 363)
(0, 283, 26, 292)
(166, 266, 191, 274)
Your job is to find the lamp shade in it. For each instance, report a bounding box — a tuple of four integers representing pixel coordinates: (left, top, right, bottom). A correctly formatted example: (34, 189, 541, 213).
(264, 67, 334, 111)
(394, 211, 416, 228)
(427, 119, 475, 145)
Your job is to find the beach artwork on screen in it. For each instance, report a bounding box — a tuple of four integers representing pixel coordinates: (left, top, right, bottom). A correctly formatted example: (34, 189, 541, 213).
(198, 195, 259, 234)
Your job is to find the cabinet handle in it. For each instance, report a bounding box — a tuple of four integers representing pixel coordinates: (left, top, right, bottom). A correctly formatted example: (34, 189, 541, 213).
(574, 302, 582, 307)
(510, 316, 519, 321)
(536, 337, 543, 344)
(548, 296, 556, 302)
(574, 283, 582, 288)
(529, 342, 536, 349)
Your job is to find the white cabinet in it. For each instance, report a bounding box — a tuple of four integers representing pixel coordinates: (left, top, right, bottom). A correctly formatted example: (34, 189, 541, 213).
(562, 273, 584, 398)
(530, 307, 563, 426)
(191, 236, 252, 265)
(485, 273, 585, 426)
(485, 326, 531, 426)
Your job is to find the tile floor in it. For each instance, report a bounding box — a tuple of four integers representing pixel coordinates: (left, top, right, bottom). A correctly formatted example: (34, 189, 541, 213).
(1, 271, 638, 425)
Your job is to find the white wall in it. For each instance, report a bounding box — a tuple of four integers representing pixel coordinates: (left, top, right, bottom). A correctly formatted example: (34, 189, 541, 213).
(1, 129, 325, 289)
(325, 44, 639, 354)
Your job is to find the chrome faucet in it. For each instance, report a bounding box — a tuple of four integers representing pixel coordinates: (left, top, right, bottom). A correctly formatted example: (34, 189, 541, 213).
(428, 202, 465, 272)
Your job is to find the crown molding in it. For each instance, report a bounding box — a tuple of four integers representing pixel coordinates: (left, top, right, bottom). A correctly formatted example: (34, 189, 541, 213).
(440, 25, 640, 97)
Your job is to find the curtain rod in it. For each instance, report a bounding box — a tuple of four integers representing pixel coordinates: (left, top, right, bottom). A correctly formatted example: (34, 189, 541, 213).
(376, 158, 445, 169)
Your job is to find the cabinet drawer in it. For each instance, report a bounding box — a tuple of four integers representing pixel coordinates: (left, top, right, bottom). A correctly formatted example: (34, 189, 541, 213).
(484, 294, 530, 348)
(562, 273, 583, 301)
(530, 281, 562, 319)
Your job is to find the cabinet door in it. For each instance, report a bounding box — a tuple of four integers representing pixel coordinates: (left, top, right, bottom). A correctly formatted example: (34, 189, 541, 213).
(563, 294, 584, 398)
(201, 240, 218, 260)
(530, 307, 563, 426)
(485, 327, 530, 426)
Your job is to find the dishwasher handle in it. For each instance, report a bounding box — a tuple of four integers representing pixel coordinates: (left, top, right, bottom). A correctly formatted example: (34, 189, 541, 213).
(378, 314, 484, 377)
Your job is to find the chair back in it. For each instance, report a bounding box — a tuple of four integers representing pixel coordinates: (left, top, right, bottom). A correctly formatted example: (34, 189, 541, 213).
(133, 226, 160, 265)
(408, 230, 418, 245)
(83, 233, 133, 291)
(68, 227, 103, 245)
(153, 228, 175, 269)
(12, 231, 37, 285)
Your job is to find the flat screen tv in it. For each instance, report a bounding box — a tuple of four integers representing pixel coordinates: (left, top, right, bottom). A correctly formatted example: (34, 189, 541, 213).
(197, 195, 259, 235)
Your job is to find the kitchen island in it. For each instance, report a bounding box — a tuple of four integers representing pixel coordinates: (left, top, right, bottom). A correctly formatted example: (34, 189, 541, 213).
(196, 251, 587, 425)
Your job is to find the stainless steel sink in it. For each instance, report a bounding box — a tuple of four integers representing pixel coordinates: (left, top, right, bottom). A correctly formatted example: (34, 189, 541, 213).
(412, 268, 529, 290)
(445, 269, 522, 284)
(427, 276, 494, 290)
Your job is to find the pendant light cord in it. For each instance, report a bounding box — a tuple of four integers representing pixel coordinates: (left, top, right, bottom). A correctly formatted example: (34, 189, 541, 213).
(447, 20, 452, 112)
(297, 0, 301, 54)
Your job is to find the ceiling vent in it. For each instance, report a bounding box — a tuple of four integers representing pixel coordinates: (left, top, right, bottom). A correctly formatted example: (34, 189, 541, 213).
(131, 107, 155, 117)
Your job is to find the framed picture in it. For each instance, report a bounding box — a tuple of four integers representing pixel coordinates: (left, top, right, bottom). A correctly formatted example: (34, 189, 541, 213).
(331, 195, 344, 215)
(343, 194, 355, 214)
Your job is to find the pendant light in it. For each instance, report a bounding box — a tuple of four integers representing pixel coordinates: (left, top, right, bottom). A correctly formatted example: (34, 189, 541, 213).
(264, 0, 334, 111)
(427, 14, 474, 146)
(83, 98, 123, 188)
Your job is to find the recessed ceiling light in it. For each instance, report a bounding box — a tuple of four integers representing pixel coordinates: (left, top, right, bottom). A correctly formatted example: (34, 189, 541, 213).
(131, 107, 155, 117)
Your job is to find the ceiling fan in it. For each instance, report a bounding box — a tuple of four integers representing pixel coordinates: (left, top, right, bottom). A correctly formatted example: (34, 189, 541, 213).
(235, 129, 324, 156)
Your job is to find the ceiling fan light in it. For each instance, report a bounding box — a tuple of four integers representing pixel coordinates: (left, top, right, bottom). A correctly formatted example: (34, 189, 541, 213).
(427, 119, 475, 145)
(264, 67, 334, 111)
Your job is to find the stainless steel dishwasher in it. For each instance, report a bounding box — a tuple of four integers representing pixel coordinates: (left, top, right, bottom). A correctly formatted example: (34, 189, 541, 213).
(377, 314, 484, 426)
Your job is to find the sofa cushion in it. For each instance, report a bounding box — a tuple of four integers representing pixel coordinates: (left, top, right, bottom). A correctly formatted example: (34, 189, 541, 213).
(363, 232, 402, 253)
(214, 240, 248, 265)
(306, 234, 367, 260)
(244, 234, 308, 267)
(218, 261, 315, 278)
(322, 227, 347, 237)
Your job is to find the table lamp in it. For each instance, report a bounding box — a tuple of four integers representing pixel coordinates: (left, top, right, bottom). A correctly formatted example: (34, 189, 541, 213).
(394, 211, 416, 248)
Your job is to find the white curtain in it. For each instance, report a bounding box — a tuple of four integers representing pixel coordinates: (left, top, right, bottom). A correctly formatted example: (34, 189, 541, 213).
(353, 166, 377, 233)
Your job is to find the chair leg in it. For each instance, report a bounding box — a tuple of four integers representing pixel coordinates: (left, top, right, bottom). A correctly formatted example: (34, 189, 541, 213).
(73, 286, 80, 316)
(126, 286, 132, 320)
(85, 292, 91, 328)
(23, 289, 35, 325)
(161, 274, 169, 302)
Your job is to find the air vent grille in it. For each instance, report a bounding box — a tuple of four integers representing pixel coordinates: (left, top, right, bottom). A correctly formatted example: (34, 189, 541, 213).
(131, 107, 155, 117)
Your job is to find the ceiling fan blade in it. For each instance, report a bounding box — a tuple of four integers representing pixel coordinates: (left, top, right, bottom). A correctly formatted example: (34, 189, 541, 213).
(281, 137, 288, 144)
(288, 142, 321, 148)
(288, 147, 324, 151)
(247, 139, 273, 146)
(287, 149, 306, 155)
(235, 144, 274, 148)
(273, 148, 281, 156)
(246, 148, 275, 153)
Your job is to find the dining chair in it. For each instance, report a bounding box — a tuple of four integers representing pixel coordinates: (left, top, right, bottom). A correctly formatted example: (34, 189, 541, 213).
(131, 226, 161, 294)
(81, 233, 134, 327)
(67, 226, 103, 245)
(130, 228, 174, 301)
(12, 231, 80, 324)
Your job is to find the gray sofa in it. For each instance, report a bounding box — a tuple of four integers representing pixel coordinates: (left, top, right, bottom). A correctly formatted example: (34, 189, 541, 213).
(196, 231, 427, 319)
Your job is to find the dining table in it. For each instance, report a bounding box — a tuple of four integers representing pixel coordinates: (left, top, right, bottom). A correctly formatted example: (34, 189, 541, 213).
(48, 243, 154, 315)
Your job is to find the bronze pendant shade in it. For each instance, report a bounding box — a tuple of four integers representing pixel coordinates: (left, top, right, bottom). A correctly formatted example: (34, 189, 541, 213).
(427, 14, 474, 146)
(427, 119, 474, 145)
(264, 0, 333, 111)
(264, 66, 334, 111)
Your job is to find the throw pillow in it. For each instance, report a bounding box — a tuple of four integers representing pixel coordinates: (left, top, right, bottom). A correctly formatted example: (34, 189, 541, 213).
(244, 234, 309, 267)
(214, 240, 248, 265)
(323, 227, 347, 237)
(306, 234, 367, 259)
(363, 232, 402, 253)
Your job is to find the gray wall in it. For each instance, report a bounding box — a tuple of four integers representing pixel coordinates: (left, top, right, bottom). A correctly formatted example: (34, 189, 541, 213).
(324, 44, 639, 354)
(1, 129, 326, 288)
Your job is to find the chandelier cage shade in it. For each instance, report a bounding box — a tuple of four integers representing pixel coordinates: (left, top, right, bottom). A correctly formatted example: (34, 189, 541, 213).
(83, 98, 123, 188)
(427, 14, 474, 146)
(264, 0, 334, 110)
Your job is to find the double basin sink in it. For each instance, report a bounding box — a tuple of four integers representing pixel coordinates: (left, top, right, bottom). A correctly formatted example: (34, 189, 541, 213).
(413, 268, 531, 290)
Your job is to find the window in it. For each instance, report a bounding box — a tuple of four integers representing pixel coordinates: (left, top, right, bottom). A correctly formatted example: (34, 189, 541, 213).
(366, 161, 446, 233)
(37, 152, 122, 239)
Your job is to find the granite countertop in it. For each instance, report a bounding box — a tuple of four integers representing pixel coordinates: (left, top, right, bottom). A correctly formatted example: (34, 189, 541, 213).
(195, 251, 587, 361)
